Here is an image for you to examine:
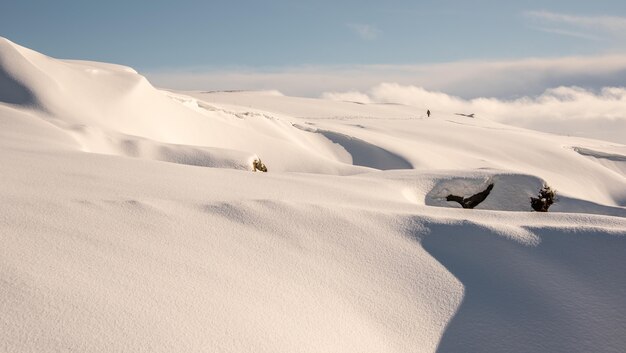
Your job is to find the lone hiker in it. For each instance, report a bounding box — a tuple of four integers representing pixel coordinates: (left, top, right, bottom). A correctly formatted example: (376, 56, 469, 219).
(427, 109, 431, 117)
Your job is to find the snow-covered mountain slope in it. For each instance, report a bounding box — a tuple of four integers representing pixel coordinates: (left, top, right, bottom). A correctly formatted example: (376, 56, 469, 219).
(1, 37, 625, 353)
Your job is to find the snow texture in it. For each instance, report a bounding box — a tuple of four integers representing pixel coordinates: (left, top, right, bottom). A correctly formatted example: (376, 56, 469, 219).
(1, 37, 625, 353)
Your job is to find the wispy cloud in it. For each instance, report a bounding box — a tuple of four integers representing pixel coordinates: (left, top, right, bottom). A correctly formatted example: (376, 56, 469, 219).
(528, 26, 607, 42)
(347, 23, 381, 40)
(525, 10, 626, 41)
(526, 11, 626, 32)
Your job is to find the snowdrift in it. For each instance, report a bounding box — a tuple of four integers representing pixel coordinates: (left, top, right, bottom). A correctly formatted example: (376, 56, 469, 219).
(1, 37, 625, 353)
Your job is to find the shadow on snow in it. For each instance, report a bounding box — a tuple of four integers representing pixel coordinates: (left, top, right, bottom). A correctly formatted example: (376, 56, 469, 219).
(416, 223, 626, 353)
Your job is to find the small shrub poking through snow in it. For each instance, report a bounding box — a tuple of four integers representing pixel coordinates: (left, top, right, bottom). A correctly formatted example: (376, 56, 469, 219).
(252, 158, 268, 172)
(531, 184, 556, 212)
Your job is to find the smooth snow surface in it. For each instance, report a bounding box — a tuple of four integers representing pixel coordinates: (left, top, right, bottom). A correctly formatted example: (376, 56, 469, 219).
(1, 37, 625, 353)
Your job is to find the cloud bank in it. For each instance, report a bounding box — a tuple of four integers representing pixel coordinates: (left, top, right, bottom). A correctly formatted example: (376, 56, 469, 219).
(145, 54, 626, 100)
(323, 83, 626, 144)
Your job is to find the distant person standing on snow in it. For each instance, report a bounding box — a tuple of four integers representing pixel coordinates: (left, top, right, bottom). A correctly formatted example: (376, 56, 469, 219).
(427, 109, 431, 117)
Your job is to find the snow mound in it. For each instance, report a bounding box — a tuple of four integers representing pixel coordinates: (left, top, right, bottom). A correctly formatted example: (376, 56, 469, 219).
(424, 170, 626, 216)
(65, 124, 256, 170)
(0, 37, 365, 173)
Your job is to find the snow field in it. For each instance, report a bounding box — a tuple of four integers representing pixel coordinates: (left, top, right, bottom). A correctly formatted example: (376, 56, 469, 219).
(1, 36, 625, 352)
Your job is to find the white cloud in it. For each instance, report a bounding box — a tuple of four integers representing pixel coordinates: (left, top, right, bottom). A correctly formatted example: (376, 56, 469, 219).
(144, 54, 626, 99)
(347, 23, 381, 40)
(323, 83, 626, 144)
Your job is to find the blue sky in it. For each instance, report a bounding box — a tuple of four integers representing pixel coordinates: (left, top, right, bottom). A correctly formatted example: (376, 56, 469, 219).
(2, 1, 626, 96)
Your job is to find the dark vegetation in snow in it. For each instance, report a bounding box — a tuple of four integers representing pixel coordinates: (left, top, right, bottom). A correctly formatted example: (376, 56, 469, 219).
(446, 183, 494, 209)
(531, 184, 556, 212)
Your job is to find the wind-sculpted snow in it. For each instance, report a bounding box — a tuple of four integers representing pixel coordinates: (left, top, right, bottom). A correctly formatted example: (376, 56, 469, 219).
(573, 146, 626, 179)
(319, 130, 412, 170)
(421, 224, 626, 353)
(0, 62, 36, 106)
(574, 147, 626, 162)
(1, 37, 625, 353)
(0, 38, 47, 107)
